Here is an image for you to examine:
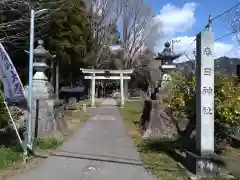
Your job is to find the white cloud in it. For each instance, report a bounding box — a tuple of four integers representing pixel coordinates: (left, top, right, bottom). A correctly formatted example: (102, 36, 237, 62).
(155, 3, 196, 37)
(171, 36, 240, 62)
(153, 2, 197, 57)
(153, 2, 240, 61)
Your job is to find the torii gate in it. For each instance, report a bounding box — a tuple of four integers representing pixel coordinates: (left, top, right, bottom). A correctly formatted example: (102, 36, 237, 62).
(80, 68, 134, 107)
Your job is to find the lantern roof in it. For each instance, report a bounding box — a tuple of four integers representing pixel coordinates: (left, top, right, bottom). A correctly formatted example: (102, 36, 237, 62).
(154, 41, 182, 61)
(33, 40, 53, 59)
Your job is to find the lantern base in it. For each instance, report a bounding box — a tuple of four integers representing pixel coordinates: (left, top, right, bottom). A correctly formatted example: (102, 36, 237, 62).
(24, 76, 61, 138)
(33, 72, 48, 81)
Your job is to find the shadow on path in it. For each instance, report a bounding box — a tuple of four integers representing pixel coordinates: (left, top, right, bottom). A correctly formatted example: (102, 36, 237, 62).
(51, 152, 143, 166)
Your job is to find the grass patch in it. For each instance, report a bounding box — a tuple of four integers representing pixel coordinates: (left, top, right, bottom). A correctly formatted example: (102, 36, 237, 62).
(121, 101, 240, 180)
(138, 140, 188, 180)
(64, 109, 89, 134)
(34, 137, 61, 150)
(0, 148, 21, 170)
(121, 101, 142, 136)
(78, 99, 92, 107)
(66, 99, 103, 110)
(120, 101, 188, 180)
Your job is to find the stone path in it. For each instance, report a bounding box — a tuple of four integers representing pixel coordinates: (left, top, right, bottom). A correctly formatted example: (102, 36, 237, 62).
(7, 99, 156, 180)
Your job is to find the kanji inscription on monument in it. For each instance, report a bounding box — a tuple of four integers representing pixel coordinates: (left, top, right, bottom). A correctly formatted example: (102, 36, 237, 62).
(202, 86, 213, 95)
(202, 106, 213, 115)
(203, 47, 213, 57)
(203, 68, 212, 76)
(196, 31, 214, 153)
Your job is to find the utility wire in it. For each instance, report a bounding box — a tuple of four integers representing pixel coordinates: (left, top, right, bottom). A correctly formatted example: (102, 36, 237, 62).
(183, 31, 238, 59)
(0, 0, 68, 43)
(182, 2, 240, 55)
(0, 17, 55, 43)
(183, 38, 196, 54)
(182, 26, 208, 55)
(211, 2, 240, 21)
(214, 31, 237, 41)
(0, 0, 67, 28)
(184, 31, 237, 55)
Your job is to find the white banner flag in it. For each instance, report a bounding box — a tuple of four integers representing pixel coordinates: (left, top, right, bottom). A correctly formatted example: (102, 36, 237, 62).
(0, 43, 27, 106)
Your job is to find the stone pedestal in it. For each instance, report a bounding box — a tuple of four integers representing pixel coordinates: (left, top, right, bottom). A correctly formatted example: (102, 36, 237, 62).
(32, 77, 54, 99)
(24, 80, 65, 138)
(186, 151, 224, 176)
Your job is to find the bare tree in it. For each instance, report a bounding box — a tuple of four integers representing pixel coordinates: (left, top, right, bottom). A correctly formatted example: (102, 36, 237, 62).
(85, 0, 162, 69)
(229, 7, 240, 44)
(116, 0, 161, 69)
(84, 0, 121, 67)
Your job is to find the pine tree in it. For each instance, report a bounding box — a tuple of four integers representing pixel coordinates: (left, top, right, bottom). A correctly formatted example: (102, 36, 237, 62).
(38, 0, 95, 84)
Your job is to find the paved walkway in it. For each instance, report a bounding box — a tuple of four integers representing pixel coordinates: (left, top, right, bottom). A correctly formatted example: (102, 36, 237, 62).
(7, 99, 156, 180)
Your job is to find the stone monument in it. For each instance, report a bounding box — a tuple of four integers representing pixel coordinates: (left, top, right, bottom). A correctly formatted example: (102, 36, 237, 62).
(186, 31, 224, 177)
(24, 40, 65, 138)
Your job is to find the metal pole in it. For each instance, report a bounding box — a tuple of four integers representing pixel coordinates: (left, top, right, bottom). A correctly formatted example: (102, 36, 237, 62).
(208, 15, 212, 32)
(34, 99, 39, 138)
(205, 15, 212, 32)
(27, 8, 35, 148)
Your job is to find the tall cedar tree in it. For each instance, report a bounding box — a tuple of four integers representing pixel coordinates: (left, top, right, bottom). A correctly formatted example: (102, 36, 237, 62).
(40, 0, 94, 84)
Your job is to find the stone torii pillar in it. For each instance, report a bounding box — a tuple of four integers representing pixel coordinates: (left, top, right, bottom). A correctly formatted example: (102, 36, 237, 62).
(91, 73, 96, 107)
(120, 73, 124, 107)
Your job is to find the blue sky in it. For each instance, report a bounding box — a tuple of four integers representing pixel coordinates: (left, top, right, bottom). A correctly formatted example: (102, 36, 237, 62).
(144, 0, 240, 60)
(146, 0, 237, 39)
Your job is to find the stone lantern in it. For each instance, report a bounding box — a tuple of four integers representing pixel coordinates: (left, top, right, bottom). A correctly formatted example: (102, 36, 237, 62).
(32, 39, 54, 99)
(155, 42, 181, 69)
(23, 39, 65, 138)
(154, 41, 182, 87)
(33, 40, 52, 79)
